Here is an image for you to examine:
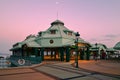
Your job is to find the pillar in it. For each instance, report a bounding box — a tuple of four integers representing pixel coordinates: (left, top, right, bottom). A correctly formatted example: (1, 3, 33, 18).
(21, 48, 24, 57)
(41, 48, 44, 61)
(27, 49, 29, 57)
(54, 51, 56, 60)
(34, 48, 38, 57)
(51, 50, 53, 59)
(60, 47, 64, 61)
(86, 47, 90, 60)
(46, 50, 48, 56)
(19, 49, 22, 57)
(80, 49, 84, 60)
(66, 47, 70, 62)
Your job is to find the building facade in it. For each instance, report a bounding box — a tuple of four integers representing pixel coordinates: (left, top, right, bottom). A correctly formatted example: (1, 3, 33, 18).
(10, 20, 91, 64)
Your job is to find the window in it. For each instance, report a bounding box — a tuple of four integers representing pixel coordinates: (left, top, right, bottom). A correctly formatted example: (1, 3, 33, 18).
(64, 30, 72, 36)
(68, 32, 72, 36)
(50, 30, 56, 34)
(50, 40, 54, 44)
(38, 32, 42, 36)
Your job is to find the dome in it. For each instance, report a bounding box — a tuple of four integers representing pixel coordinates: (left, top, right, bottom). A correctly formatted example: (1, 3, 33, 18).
(51, 20, 64, 25)
(114, 42, 120, 50)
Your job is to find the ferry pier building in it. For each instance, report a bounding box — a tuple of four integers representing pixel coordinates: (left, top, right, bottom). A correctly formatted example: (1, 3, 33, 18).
(10, 20, 91, 64)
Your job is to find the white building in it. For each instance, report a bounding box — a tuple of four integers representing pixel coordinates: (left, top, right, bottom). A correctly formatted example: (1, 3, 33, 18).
(10, 20, 91, 62)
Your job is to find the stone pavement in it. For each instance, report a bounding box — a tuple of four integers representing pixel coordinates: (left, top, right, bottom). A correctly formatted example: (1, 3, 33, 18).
(0, 60, 120, 80)
(76, 60, 120, 76)
(0, 67, 56, 80)
(34, 61, 120, 80)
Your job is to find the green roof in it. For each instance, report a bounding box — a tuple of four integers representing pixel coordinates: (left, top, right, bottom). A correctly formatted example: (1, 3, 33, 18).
(10, 20, 90, 50)
(114, 42, 120, 50)
(90, 43, 107, 51)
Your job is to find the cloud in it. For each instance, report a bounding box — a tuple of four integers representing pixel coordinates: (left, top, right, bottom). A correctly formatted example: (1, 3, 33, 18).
(89, 38, 97, 42)
(89, 34, 120, 42)
(89, 38, 112, 42)
(100, 38, 112, 41)
(104, 34, 119, 38)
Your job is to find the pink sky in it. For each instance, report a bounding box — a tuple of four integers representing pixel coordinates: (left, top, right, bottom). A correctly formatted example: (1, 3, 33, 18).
(0, 0, 120, 54)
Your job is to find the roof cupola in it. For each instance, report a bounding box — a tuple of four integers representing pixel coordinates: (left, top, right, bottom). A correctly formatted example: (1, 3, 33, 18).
(51, 20, 64, 26)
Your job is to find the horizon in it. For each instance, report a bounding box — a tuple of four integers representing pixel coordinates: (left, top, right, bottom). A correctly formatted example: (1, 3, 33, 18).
(0, 0, 120, 54)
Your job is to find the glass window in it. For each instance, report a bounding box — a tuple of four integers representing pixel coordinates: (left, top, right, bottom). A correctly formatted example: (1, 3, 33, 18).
(68, 32, 72, 36)
(50, 30, 56, 34)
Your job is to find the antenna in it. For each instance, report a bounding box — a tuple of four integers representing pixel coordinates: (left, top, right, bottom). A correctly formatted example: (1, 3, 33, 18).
(57, 11, 58, 20)
(56, 1, 59, 20)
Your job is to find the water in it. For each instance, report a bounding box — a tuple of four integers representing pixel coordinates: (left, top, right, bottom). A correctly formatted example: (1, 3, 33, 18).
(0, 58, 11, 68)
(0, 53, 11, 58)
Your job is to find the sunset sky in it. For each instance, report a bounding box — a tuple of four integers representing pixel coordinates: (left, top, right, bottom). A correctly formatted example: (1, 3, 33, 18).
(0, 0, 120, 54)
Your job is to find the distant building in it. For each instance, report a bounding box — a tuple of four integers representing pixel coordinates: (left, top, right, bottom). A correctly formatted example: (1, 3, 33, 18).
(113, 42, 120, 58)
(90, 43, 107, 54)
(10, 20, 91, 63)
(90, 43, 108, 59)
(114, 42, 120, 50)
(106, 48, 117, 54)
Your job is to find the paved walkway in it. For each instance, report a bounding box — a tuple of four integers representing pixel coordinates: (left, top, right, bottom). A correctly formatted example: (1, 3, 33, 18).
(0, 60, 120, 80)
(34, 61, 120, 80)
(0, 67, 56, 80)
(76, 60, 120, 76)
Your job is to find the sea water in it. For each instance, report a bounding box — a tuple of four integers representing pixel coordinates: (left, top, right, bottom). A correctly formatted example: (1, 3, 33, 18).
(0, 58, 11, 68)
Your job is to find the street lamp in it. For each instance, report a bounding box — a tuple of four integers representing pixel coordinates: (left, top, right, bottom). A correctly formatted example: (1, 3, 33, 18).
(75, 32, 80, 68)
(95, 43, 98, 53)
(95, 43, 98, 61)
(95, 43, 98, 48)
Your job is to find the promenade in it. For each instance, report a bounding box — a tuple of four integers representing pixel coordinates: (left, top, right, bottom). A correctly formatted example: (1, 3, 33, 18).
(0, 60, 120, 80)
(77, 60, 120, 76)
(0, 67, 56, 80)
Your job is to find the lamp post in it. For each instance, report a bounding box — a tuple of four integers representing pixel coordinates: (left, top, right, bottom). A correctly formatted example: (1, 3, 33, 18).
(95, 43, 98, 53)
(95, 43, 97, 48)
(95, 43, 98, 61)
(75, 32, 80, 68)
